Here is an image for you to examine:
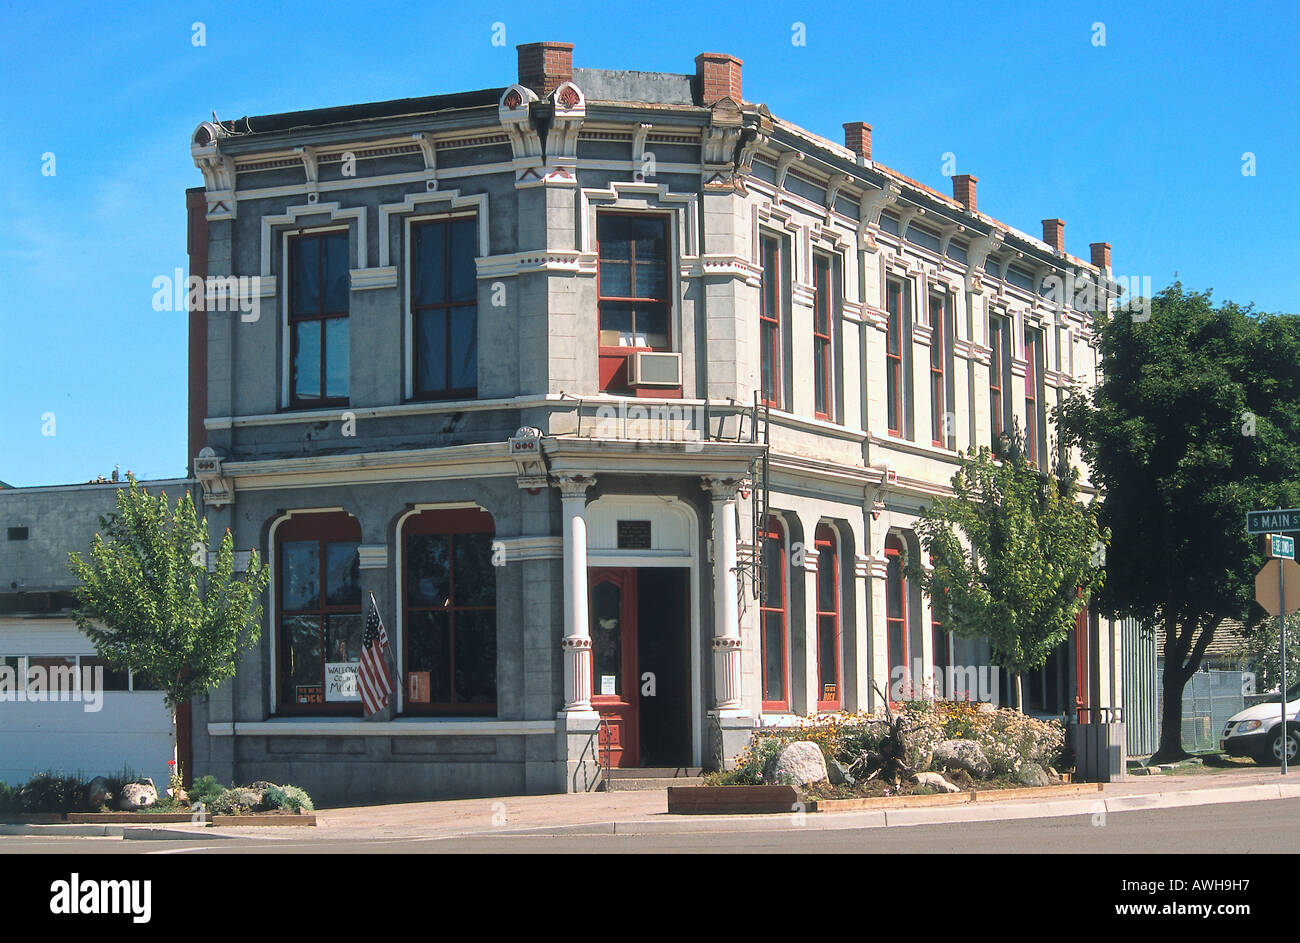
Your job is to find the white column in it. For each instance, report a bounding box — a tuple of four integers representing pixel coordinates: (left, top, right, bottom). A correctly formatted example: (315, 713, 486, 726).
(557, 473, 597, 714)
(703, 477, 744, 713)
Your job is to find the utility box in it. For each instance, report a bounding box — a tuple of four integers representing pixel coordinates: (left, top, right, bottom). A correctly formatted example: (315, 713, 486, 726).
(1071, 708, 1127, 782)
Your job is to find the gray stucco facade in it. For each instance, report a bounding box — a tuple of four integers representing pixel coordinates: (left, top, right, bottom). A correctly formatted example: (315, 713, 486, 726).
(172, 41, 1128, 804)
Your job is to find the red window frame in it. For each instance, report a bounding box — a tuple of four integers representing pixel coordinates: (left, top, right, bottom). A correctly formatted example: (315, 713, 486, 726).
(885, 533, 910, 700)
(759, 515, 789, 711)
(929, 554, 950, 696)
(276, 511, 363, 716)
(930, 291, 948, 447)
(1024, 326, 1041, 466)
(815, 524, 841, 711)
(596, 212, 674, 395)
(401, 507, 497, 716)
(989, 314, 1006, 443)
(813, 255, 834, 420)
(886, 278, 906, 436)
(760, 235, 784, 408)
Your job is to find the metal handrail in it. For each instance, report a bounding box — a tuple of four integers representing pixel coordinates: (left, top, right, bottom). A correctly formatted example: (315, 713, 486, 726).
(599, 713, 614, 791)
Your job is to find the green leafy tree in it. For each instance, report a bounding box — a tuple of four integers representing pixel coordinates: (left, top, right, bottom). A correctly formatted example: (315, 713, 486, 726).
(1057, 283, 1300, 761)
(1239, 613, 1300, 698)
(905, 423, 1107, 712)
(67, 476, 269, 711)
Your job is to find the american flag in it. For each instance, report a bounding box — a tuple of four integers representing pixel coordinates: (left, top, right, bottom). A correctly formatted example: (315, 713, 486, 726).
(358, 593, 393, 716)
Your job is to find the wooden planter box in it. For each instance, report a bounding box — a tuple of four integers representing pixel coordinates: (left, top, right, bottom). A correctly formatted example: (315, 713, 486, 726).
(667, 785, 801, 814)
(210, 814, 316, 827)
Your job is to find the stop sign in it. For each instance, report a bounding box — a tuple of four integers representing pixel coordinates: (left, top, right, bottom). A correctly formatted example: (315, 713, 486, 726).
(1256, 558, 1300, 616)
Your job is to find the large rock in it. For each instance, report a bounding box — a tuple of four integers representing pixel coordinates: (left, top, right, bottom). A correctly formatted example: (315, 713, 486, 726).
(827, 759, 857, 787)
(932, 739, 992, 779)
(1016, 763, 1051, 787)
(86, 776, 112, 809)
(913, 772, 962, 794)
(118, 781, 157, 810)
(763, 741, 829, 786)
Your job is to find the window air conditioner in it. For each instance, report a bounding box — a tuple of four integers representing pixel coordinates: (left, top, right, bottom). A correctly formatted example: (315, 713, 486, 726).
(626, 351, 682, 387)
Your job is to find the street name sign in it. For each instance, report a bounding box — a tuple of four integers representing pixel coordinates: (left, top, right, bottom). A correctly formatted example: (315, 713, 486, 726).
(1272, 534, 1296, 560)
(1247, 509, 1300, 534)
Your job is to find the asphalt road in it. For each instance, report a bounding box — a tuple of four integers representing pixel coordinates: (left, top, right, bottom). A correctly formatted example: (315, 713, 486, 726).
(2, 797, 1298, 853)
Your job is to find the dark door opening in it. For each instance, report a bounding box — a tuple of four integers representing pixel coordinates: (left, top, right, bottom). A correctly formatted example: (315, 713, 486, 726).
(635, 567, 692, 767)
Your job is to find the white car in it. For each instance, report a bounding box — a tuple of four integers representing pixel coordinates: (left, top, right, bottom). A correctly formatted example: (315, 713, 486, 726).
(1220, 683, 1300, 765)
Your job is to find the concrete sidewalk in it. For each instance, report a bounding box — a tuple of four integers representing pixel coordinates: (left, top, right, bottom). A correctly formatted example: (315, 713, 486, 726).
(299, 767, 1300, 840)
(6, 767, 1295, 842)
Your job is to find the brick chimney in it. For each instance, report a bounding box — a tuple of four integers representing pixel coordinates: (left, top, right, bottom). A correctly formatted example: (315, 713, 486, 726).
(696, 52, 743, 105)
(1042, 219, 1065, 254)
(1090, 242, 1112, 271)
(517, 41, 573, 97)
(952, 174, 977, 212)
(843, 122, 872, 161)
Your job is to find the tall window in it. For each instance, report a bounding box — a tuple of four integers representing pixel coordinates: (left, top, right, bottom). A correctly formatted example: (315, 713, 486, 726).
(1024, 326, 1044, 467)
(760, 234, 785, 408)
(403, 508, 497, 715)
(885, 533, 909, 700)
(989, 314, 1011, 445)
(886, 277, 909, 437)
(930, 556, 949, 696)
(277, 512, 362, 713)
(815, 524, 840, 711)
(597, 213, 670, 392)
(813, 255, 834, 420)
(412, 216, 478, 398)
(929, 291, 950, 447)
(290, 232, 350, 406)
(759, 515, 788, 711)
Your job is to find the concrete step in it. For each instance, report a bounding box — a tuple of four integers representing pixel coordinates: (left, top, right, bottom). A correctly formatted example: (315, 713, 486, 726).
(600, 770, 707, 785)
(606, 767, 702, 780)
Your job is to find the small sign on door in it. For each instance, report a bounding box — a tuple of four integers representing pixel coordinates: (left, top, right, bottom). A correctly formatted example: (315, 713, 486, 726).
(408, 671, 431, 703)
(601, 674, 618, 696)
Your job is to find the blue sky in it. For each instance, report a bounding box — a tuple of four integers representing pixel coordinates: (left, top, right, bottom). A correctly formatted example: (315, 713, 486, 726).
(1, 0, 1295, 487)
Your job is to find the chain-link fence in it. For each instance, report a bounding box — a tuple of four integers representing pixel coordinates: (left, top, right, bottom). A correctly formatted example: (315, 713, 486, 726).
(1156, 669, 1245, 753)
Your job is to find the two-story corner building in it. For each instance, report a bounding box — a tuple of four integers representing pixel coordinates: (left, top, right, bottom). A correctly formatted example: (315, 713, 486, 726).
(185, 41, 1126, 803)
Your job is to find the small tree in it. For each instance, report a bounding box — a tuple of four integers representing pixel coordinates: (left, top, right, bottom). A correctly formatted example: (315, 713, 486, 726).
(67, 476, 269, 745)
(1240, 613, 1300, 698)
(905, 424, 1107, 712)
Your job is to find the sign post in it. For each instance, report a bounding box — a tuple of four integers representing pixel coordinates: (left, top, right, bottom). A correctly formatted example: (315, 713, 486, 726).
(1253, 510, 1300, 774)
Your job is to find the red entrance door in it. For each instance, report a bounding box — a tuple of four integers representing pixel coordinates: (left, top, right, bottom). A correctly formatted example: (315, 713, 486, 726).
(590, 568, 638, 767)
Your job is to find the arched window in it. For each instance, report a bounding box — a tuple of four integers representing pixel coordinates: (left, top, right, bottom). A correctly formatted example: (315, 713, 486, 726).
(815, 524, 841, 711)
(759, 515, 788, 711)
(402, 508, 497, 715)
(277, 511, 362, 714)
(885, 533, 909, 699)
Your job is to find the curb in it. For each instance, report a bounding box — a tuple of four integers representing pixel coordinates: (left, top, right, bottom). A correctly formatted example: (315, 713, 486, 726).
(492, 779, 1300, 837)
(0, 823, 245, 840)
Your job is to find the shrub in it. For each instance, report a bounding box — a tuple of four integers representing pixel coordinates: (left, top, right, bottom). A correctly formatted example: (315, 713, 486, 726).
(208, 787, 262, 815)
(19, 771, 86, 813)
(189, 775, 226, 806)
(0, 782, 21, 814)
(262, 784, 314, 813)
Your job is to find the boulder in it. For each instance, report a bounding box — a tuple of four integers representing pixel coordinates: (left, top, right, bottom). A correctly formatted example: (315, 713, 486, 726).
(118, 781, 157, 810)
(86, 776, 112, 808)
(827, 759, 857, 787)
(1016, 763, 1051, 787)
(932, 739, 992, 779)
(763, 741, 829, 786)
(913, 772, 962, 794)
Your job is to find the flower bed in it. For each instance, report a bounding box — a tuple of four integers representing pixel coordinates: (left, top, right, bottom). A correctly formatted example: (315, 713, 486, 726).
(706, 701, 1067, 798)
(0, 770, 315, 819)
